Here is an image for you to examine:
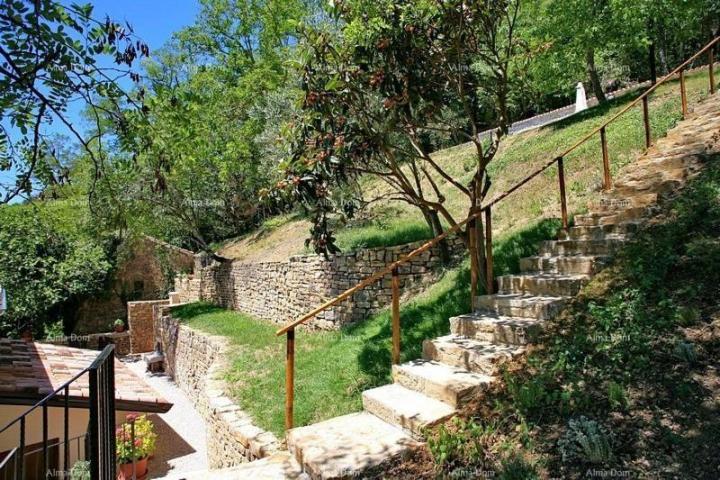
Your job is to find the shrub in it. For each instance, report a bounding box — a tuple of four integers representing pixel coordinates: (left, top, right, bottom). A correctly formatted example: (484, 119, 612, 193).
(673, 340, 698, 366)
(70, 460, 90, 480)
(426, 417, 497, 470)
(607, 381, 628, 410)
(498, 454, 540, 480)
(558, 416, 613, 465)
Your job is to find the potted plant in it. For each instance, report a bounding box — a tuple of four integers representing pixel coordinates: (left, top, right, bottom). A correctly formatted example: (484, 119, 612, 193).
(113, 319, 125, 333)
(116, 414, 157, 480)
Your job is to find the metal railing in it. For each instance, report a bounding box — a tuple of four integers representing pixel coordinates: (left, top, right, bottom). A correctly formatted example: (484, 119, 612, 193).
(276, 36, 720, 431)
(0, 344, 117, 479)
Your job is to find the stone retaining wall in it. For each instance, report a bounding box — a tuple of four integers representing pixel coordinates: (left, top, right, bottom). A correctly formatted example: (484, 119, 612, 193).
(155, 308, 279, 468)
(128, 300, 170, 353)
(175, 236, 465, 329)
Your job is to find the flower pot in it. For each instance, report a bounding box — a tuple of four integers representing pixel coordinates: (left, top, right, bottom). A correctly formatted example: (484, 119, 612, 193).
(117, 457, 148, 480)
(115, 325, 125, 333)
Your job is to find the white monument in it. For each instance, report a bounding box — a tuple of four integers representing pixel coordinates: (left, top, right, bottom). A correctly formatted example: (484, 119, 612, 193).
(575, 82, 588, 112)
(0, 285, 6, 315)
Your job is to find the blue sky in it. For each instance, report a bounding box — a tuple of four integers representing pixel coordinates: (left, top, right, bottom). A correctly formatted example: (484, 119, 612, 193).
(89, 0, 200, 53)
(0, 0, 201, 194)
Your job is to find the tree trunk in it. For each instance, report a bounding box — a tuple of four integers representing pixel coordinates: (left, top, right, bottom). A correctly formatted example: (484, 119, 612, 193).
(649, 42, 657, 85)
(586, 48, 607, 103)
(422, 209, 451, 263)
(648, 19, 657, 85)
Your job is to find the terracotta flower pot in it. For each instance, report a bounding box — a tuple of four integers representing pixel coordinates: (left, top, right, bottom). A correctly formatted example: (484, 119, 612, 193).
(115, 324, 125, 333)
(117, 457, 148, 480)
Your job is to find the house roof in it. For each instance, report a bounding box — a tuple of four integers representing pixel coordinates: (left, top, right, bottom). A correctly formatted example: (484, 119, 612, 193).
(0, 339, 172, 413)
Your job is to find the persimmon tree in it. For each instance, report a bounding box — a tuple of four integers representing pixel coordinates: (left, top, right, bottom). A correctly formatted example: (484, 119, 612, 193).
(280, 0, 526, 280)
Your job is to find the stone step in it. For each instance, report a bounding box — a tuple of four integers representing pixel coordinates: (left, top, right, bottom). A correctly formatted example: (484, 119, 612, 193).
(160, 452, 309, 480)
(610, 178, 682, 198)
(449, 312, 543, 345)
(588, 193, 657, 212)
(557, 223, 639, 241)
(539, 238, 625, 256)
(519, 254, 610, 275)
(287, 412, 420, 480)
(362, 384, 456, 436)
(422, 335, 524, 375)
(475, 293, 567, 320)
(392, 360, 494, 408)
(626, 152, 704, 174)
(574, 207, 651, 226)
(497, 273, 590, 297)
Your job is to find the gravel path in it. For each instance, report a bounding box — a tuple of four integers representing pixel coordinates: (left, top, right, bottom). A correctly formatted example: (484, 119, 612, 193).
(123, 357, 209, 479)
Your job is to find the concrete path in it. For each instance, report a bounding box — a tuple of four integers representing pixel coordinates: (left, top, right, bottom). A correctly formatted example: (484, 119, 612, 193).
(477, 80, 653, 142)
(123, 357, 209, 479)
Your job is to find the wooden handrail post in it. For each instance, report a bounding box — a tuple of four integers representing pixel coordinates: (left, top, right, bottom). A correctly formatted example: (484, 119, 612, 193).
(557, 157, 568, 230)
(285, 328, 295, 431)
(680, 69, 688, 117)
(468, 218, 479, 310)
(600, 127, 611, 190)
(710, 48, 716, 95)
(391, 268, 401, 365)
(642, 95, 651, 149)
(484, 208, 494, 295)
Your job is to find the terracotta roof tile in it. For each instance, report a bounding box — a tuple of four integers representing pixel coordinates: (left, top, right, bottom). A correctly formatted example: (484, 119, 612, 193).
(0, 340, 172, 413)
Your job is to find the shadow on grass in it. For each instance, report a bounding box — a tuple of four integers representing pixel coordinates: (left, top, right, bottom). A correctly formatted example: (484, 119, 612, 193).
(346, 217, 564, 386)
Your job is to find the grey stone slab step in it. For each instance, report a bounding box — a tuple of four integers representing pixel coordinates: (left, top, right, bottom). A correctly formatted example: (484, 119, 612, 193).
(588, 193, 657, 212)
(557, 222, 639, 241)
(450, 312, 543, 345)
(574, 207, 652, 226)
(497, 273, 590, 297)
(392, 359, 494, 408)
(539, 238, 626, 256)
(287, 412, 420, 480)
(474, 293, 566, 320)
(519, 254, 610, 275)
(362, 383, 456, 436)
(161, 452, 309, 480)
(422, 335, 524, 375)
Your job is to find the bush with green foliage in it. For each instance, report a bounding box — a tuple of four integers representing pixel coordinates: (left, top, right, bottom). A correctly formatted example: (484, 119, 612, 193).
(0, 206, 111, 337)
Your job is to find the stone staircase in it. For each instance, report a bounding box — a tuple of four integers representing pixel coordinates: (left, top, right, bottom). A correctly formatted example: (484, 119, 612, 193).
(174, 94, 719, 479)
(281, 93, 720, 479)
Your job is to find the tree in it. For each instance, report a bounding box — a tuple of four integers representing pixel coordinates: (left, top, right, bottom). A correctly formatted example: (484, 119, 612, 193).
(104, 0, 320, 250)
(0, 204, 111, 337)
(0, 0, 149, 204)
(279, 0, 527, 280)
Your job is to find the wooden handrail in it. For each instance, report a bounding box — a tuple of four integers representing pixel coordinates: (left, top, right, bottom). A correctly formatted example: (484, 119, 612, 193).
(278, 36, 719, 430)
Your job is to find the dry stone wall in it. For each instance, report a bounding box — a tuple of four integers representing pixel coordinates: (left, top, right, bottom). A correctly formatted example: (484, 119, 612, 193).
(128, 299, 170, 353)
(175, 236, 465, 329)
(155, 308, 279, 468)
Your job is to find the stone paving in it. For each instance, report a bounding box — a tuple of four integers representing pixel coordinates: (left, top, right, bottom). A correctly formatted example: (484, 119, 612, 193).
(123, 357, 209, 479)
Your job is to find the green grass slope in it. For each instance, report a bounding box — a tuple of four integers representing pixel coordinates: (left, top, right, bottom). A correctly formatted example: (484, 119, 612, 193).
(218, 69, 715, 261)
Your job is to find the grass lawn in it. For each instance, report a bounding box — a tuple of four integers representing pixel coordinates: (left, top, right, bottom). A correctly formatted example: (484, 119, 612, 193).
(217, 67, 717, 261)
(172, 216, 560, 436)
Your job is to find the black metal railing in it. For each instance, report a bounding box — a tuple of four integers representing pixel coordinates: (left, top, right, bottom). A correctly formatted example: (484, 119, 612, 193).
(0, 344, 117, 480)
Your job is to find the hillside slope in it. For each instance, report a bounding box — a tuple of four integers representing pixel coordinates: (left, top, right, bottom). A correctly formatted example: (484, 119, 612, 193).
(218, 70, 714, 262)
